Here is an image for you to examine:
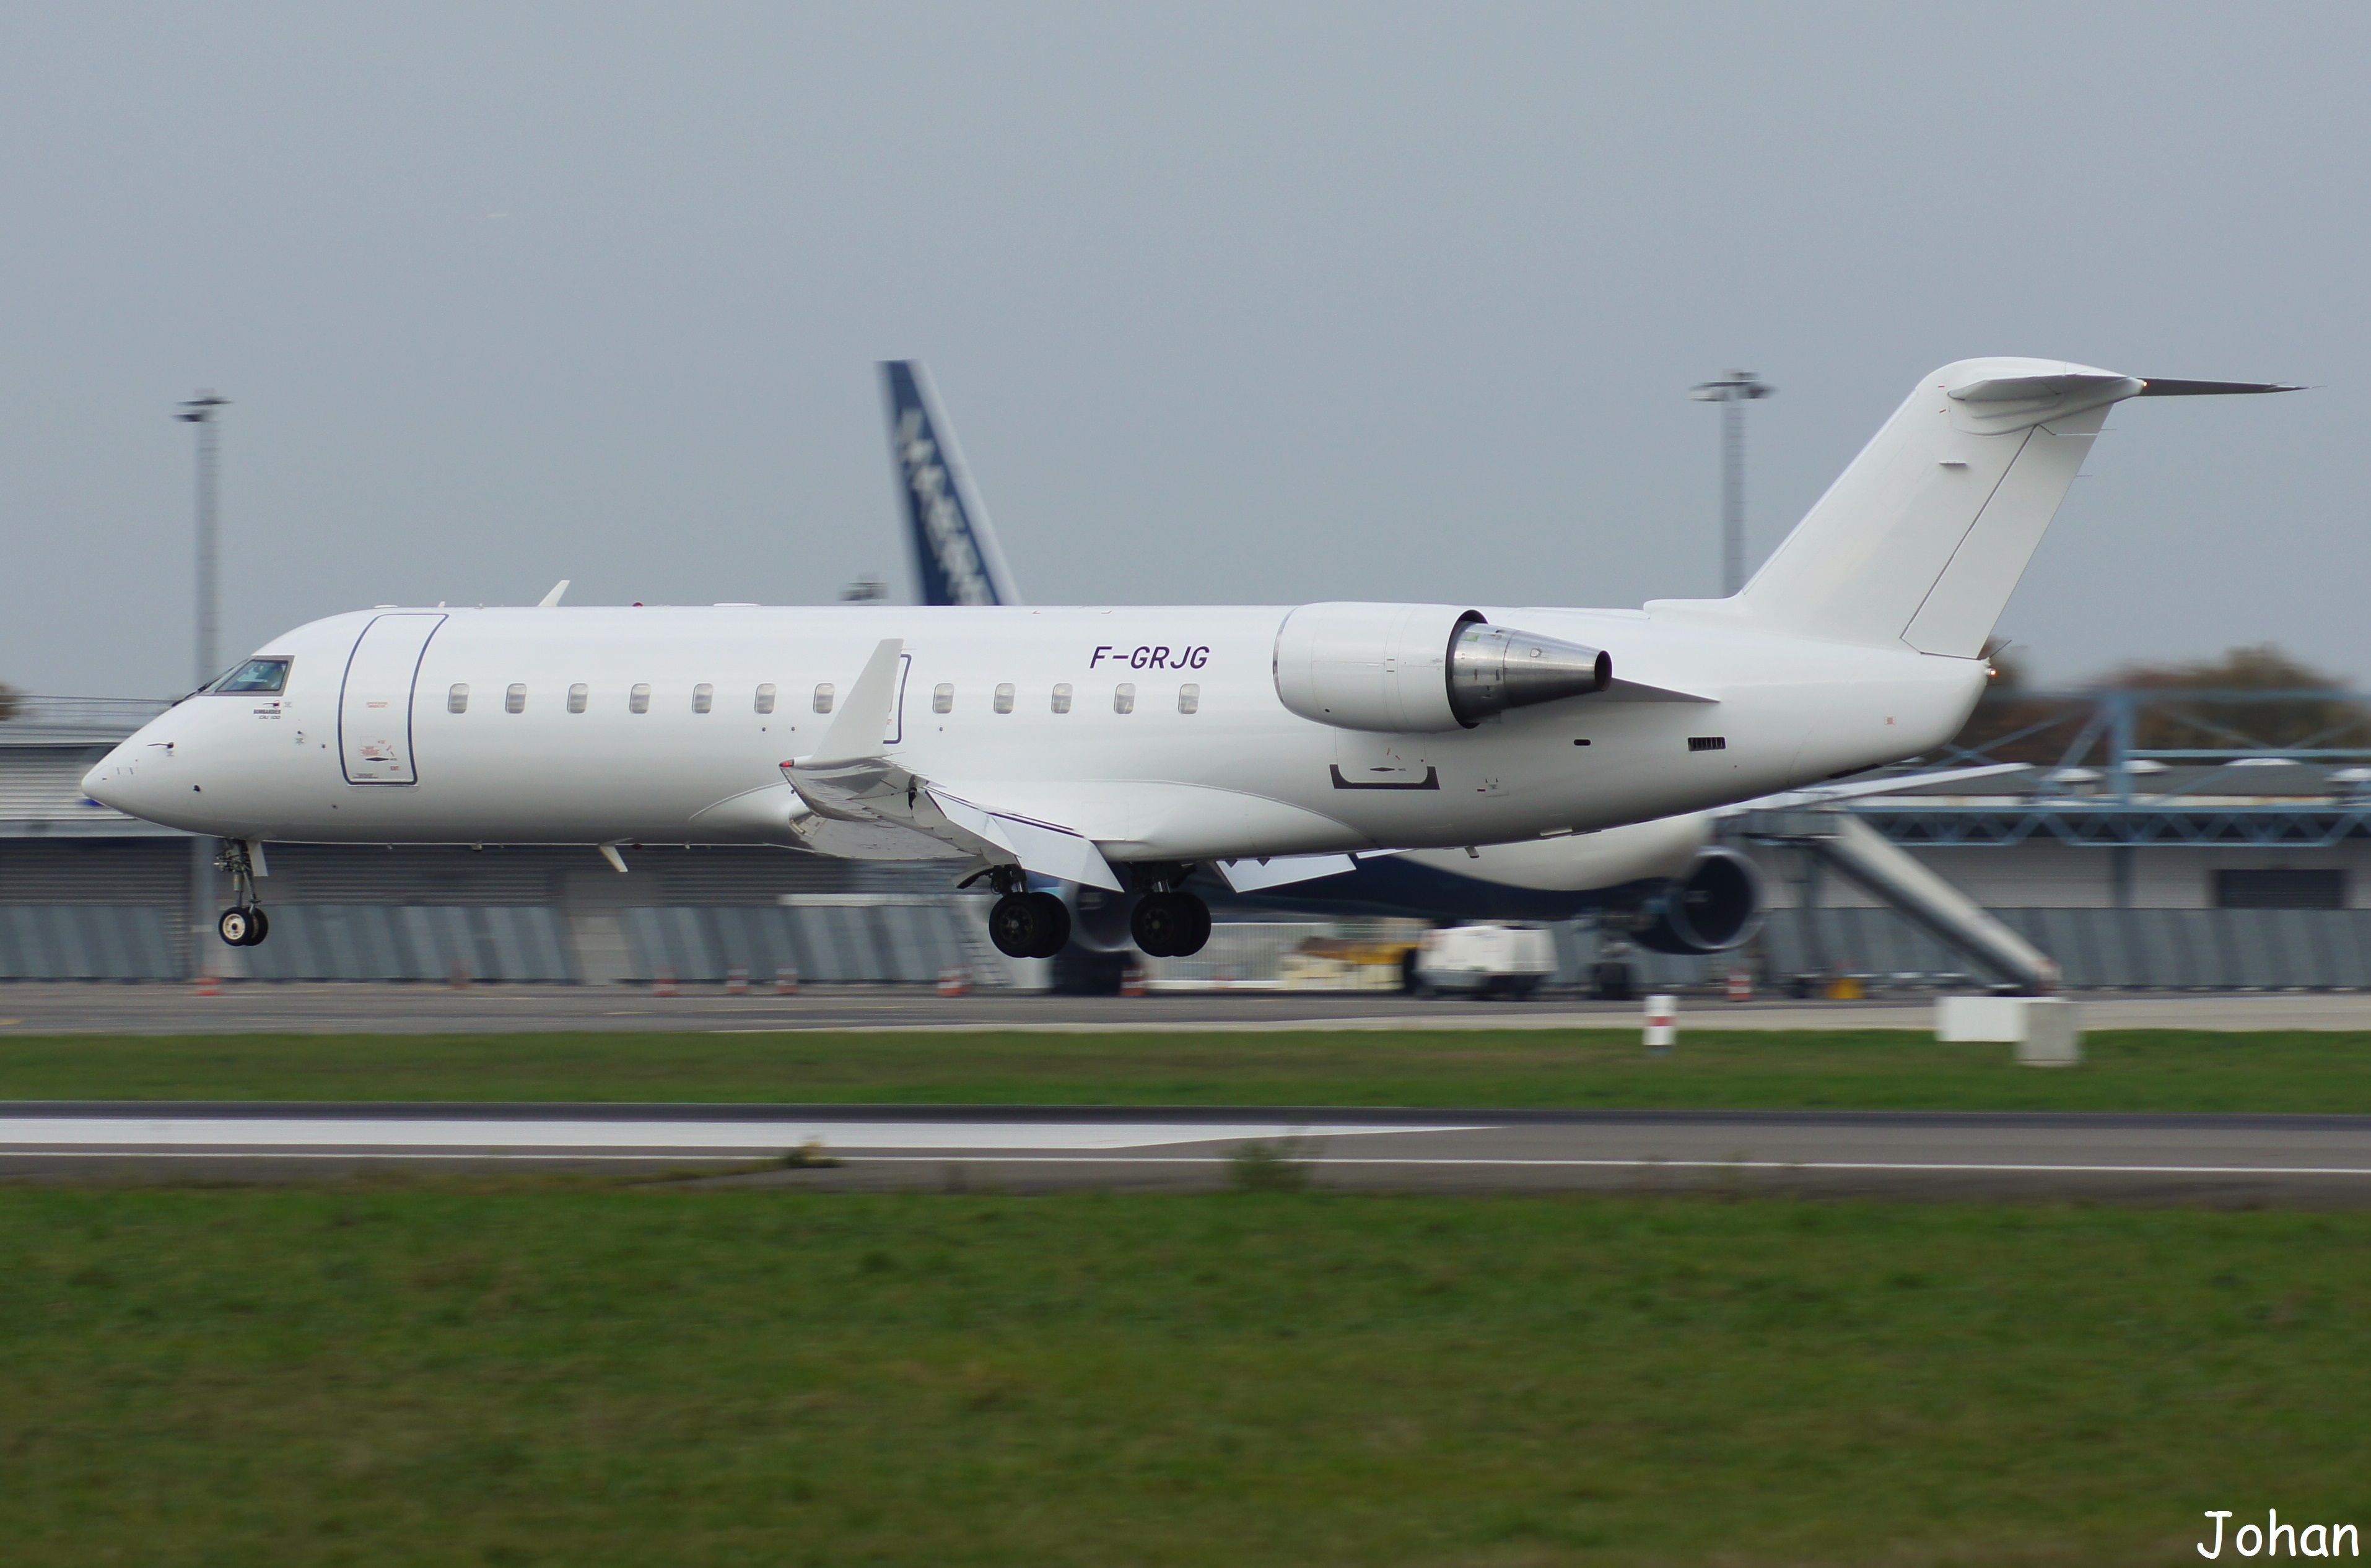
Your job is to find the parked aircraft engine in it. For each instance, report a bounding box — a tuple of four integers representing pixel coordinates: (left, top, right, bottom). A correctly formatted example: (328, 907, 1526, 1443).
(1629, 848, 1765, 955)
(1273, 603, 1610, 733)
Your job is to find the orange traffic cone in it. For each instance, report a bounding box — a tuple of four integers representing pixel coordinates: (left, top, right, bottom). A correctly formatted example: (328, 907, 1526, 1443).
(937, 965, 971, 998)
(775, 962, 799, 996)
(196, 972, 221, 998)
(654, 966, 678, 999)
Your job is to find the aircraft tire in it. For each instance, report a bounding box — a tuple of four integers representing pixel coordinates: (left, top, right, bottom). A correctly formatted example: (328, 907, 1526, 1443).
(243, 908, 270, 946)
(217, 907, 264, 947)
(988, 893, 1041, 959)
(1130, 892, 1187, 957)
(1174, 894, 1212, 957)
(1024, 892, 1071, 959)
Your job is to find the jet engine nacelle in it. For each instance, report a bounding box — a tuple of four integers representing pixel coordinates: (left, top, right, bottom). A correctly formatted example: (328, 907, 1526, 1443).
(1631, 847, 1765, 955)
(1272, 603, 1611, 733)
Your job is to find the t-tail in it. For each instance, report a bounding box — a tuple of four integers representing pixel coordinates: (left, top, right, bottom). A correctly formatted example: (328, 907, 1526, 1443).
(1667, 358, 2296, 655)
(879, 360, 1023, 607)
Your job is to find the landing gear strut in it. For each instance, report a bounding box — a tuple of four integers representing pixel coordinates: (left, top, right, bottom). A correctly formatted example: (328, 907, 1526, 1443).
(214, 841, 269, 947)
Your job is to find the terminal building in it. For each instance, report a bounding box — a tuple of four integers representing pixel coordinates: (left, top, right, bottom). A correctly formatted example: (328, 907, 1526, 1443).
(6, 689, 2370, 991)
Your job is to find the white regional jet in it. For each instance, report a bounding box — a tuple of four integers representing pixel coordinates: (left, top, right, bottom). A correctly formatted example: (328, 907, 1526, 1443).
(87, 360, 2290, 959)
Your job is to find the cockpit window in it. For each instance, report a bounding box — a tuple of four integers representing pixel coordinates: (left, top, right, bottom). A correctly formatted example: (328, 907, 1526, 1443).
(214, 657, 291, 695)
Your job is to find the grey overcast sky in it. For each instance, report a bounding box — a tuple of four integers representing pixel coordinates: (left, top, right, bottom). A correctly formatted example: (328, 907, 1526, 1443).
(2, 3, 2363, 697)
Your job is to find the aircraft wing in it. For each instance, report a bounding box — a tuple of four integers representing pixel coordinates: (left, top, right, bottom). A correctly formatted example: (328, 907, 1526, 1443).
(782, 638, 1124, 890)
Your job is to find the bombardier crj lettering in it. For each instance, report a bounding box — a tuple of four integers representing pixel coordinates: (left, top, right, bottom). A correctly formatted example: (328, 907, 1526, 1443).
(89, 360, 2291, 958)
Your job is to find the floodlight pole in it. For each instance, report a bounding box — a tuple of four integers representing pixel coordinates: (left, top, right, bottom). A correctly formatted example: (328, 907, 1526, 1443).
(177, 393, 229, 972)
(179, 393, 229, 689)
(1689, 370, 1773, 597)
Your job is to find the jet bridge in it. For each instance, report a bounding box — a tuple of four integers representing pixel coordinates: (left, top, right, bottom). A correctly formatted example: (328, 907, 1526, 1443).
(1746, 808, 2059, 995)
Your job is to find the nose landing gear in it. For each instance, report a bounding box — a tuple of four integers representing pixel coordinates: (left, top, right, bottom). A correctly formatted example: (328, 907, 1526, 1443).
(214, 841, 270, 947)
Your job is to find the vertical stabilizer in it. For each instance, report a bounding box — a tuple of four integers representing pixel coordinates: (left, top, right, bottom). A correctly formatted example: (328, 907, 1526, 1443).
(1727, 359, 2144, 656)
(879, 361, 1023, 607)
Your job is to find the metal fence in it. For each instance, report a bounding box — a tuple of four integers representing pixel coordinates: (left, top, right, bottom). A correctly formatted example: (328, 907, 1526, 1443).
(14, 898, 2371, 990)
(620, 900, 980, 985)
(235, 905, 577, 982)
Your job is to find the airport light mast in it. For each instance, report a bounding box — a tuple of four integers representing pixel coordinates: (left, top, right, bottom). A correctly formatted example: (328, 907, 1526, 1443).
(178, 392, 229, 689)
(1690, 369, 1773, 596)
(177, 391, 229, 975)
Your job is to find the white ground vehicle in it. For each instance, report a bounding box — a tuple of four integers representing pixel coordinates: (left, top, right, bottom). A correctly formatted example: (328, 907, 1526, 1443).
(1411, 923, 1557, 998)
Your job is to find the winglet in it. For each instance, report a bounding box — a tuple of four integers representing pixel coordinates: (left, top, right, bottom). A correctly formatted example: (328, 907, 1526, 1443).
(806, 638, 906, 765)
(537, 580, 570, 608)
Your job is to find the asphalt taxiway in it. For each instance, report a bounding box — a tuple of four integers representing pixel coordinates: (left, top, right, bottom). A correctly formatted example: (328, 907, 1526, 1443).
(8, 1100, 2371, 1202)
(2, 981, 2369, 1034)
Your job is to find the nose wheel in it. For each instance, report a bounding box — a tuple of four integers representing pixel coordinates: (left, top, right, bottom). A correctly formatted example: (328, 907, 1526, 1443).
(1130, 891, 1211, 957)
(217, 905, 269, 947)
(214, 841, 271, 947)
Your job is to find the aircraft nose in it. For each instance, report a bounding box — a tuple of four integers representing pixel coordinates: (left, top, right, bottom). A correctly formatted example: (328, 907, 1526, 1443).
(82, 743, 138, 812)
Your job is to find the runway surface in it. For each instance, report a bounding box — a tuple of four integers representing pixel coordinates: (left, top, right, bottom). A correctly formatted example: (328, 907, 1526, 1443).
(10, 1100, 2371, 1201)
(2, 981, 2369, 1034)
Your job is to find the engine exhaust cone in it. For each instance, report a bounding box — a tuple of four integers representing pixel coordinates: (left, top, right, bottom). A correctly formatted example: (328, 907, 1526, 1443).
(1447, 621, 1611, 726)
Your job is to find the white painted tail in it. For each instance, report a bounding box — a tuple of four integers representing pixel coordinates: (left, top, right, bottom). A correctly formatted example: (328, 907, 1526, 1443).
(1730, 359, 2145, 656)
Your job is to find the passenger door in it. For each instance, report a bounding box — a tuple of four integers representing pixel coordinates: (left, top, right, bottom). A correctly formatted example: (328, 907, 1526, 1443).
(338, 612, 447, 785)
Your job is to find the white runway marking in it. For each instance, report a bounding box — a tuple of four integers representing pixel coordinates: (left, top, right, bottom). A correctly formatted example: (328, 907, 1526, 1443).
(0, 1117, 1477, 1154)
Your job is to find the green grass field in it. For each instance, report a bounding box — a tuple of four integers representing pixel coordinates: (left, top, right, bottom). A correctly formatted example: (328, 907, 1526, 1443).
(2, 1027, 2370, 1111)
(4, 1183, 2364, 1567)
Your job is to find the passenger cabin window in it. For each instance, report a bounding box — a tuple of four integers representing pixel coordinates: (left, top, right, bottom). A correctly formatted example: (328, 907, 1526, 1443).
(215, 657, 291, 695)
(447, 683, 469, 715)
(693, 682, 714, 714)
(505, 683, 526, 715)
(994, 682, 1015, 714)
(1177, 682, 1200, 715)
(1050, 682, 1073, 715)
(932, 682, 954, 715)
(1113, 682, 1136, 715)
(755, 682, 776, 715)
(630, 684, 652, 715)
(568, 683, 588, 714)
(813, 683, 835, 715)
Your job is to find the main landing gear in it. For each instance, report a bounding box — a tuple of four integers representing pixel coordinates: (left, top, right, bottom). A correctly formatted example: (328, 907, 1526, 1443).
(215, 841, 270, 947)
(988, 886, 1072, 960)
(1125, 865, 1211, 958)
(1129, 891, 1211, 958)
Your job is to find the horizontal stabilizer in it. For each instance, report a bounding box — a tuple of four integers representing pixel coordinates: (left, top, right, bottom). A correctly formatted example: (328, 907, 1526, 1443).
(2137, 378, 2304, 397)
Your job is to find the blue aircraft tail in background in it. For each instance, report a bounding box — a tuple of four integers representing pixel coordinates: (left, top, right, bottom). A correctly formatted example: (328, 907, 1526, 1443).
(879, 360, 1021, 607)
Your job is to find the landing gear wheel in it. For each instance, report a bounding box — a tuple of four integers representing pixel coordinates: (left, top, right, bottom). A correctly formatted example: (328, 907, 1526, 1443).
(212, 841, 270, 946)
(1023, 891, 1070, 958)
(1131, 892, 1212, 957)
(989, 891, 1073, 960)
(989, 892, 1037, 959)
